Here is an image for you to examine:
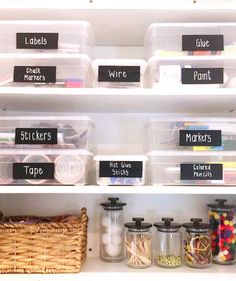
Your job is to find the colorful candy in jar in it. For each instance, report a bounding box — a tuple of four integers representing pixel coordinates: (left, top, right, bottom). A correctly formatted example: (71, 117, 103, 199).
(207, 199, 236, 264)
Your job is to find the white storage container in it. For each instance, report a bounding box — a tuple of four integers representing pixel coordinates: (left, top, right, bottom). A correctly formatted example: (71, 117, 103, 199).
(148, 150, 236, 186)
(0, 149, 92, 185)
(0, 53, 94, 88)
(93, 59, 146, 88)
(147, 117, 236, 151)
(94, 155, 148, 186)
(0, 20, 94, 54)
(145, 56, 236, 88)
(0, 116, 94, 150)
(144, 23, 236, 58)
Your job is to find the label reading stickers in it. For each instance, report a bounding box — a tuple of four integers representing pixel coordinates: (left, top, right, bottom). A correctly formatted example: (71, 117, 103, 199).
(99, 161, 143, 178)
(180, 163, 223, 181)
(179, 130, 222, 146)
(98, 66, 140, 82)
(181, 68, 223, 84)
(13, 66, 56, 83)
(16, 33, 59, 49)
(182, 35, 224, 51)
(15, 128, 58, 145)
(13, 163, 54, 180)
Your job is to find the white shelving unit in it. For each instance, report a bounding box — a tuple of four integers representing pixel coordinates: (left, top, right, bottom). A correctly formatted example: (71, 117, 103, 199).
(0, 1, 236, 280)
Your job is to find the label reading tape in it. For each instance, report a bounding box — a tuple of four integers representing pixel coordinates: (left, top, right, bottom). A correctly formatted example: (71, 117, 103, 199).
(13, 163, 55, 180)
(179, 130, 222, 146)
(182, 35, 224, 51)
(99, 161, 143, 178)
(16, 33, 59, 49)
(98, 66, 140, 82)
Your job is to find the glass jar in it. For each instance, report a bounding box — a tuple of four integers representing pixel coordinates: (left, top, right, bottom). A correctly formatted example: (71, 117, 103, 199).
(207, 199, 236, 265)
(100, 197, 126, 262)
(124, 217, 152, 269)
(183, 218, 212, 268)
(154, 217, 182, 268)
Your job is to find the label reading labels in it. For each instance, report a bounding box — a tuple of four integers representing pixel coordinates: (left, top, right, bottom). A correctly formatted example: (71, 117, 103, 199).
(98, 66, 140, 83)
(13, 163, 55, 180)
(13, 66, 56, 83)
(179, 130, 222, 146)
(99, 161, 143, 178)
(180, 163, 223, 181)
(181, 68, 223, 84)
(16, 33, 59, 49)
(182, 35, 224, 51)
(15, 128, 58, 145)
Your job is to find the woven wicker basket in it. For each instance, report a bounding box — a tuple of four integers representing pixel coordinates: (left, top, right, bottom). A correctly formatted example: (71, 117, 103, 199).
(0, 208, 88, 274)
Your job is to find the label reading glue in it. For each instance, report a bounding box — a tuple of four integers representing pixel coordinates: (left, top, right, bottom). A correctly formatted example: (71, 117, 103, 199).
(13, 163, 54, 180)
(182, 35, 224, 51)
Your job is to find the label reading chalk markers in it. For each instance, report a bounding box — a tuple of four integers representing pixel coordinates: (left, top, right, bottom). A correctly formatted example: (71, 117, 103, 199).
(98, 66, 140, 82)
(179, 130, 222, 146)
(181, 68, 223, 84)
(13, 163, 55, 180)
(180, 163, 223, 181)
(13, 66, 56, 83)
(182, 35, 224, 51)
(15, 128, 58, 145)
(16, 33, 59, 49)
(99, 161, 143, 178)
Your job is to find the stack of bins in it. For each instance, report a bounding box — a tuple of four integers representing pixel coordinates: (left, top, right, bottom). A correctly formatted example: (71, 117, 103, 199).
(144, 23, 236, 185)
(0, 21, 95, 186)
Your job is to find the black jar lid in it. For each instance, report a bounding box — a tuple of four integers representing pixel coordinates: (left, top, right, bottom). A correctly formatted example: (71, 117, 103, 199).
(207, 199, 236, 210)
(100, 197, 126, 211)
(154, 217, 181, 231)
(182, 218, 210, 232)
(124, 217, 152, 232)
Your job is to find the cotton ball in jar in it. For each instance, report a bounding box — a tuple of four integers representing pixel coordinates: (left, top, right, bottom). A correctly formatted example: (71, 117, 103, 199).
(109, 223, 122, 235)
(111, 234, 122, 245)
(105, 243, 121, 257)
(101, 233, 111, 245)
(101, 216, 110, 227)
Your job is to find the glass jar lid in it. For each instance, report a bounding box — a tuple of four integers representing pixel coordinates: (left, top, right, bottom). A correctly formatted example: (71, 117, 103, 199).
(124, 217, 152, 232)
(182, 218, 210, 232)
(100, 197, 126, 211)
(207, 199, 236, 210)
(154, 217, 181, 232)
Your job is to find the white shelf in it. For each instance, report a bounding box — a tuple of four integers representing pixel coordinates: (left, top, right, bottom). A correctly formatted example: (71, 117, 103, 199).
(1, 87, 236, 114)
(0, 257, 235, 281)
(0, 185, 236, 194)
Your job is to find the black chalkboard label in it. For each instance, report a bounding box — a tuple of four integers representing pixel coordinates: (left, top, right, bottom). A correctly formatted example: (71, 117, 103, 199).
(13, 66, 56, 83)
(181, 68, 223, 84)
(16, 33, 59, 49)
(182, 35, 224, 51)
(98, 66, 140, 82)
(179, 130, 222, 146)
(13, 163, 55, 180)
(99, 161, 143, 178)
(15, 128, 58, 145)
(180, 163, 223, 180)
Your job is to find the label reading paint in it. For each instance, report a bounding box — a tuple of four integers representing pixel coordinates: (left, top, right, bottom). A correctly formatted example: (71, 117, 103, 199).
(182, 35, 224, 51)
(99, 161, 143, 178)
(98, 66, 140, 82)
(180, 163, 223, 180)
(13, 163, 55, 180)
(16, 33, 59, 49)
(179, 130, 222, 146)
(15, 128, 58, 145)
(181, 68, 223, 84)
(13, 66, 56, 83)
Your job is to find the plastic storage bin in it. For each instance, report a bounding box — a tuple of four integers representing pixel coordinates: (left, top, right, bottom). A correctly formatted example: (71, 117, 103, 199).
(0, 116, 94, 150)
(93, 59, 146, 88)
(0, 149, 92, 185)
(94, 155, 148, 186)
(0, 20, 94, 54)
(145, 56, 236, 88)
(0, 54, 94, 88)
(147, 117, 236, 151)
(148, 150, 236, 185)
(144, 23, 236, 57)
